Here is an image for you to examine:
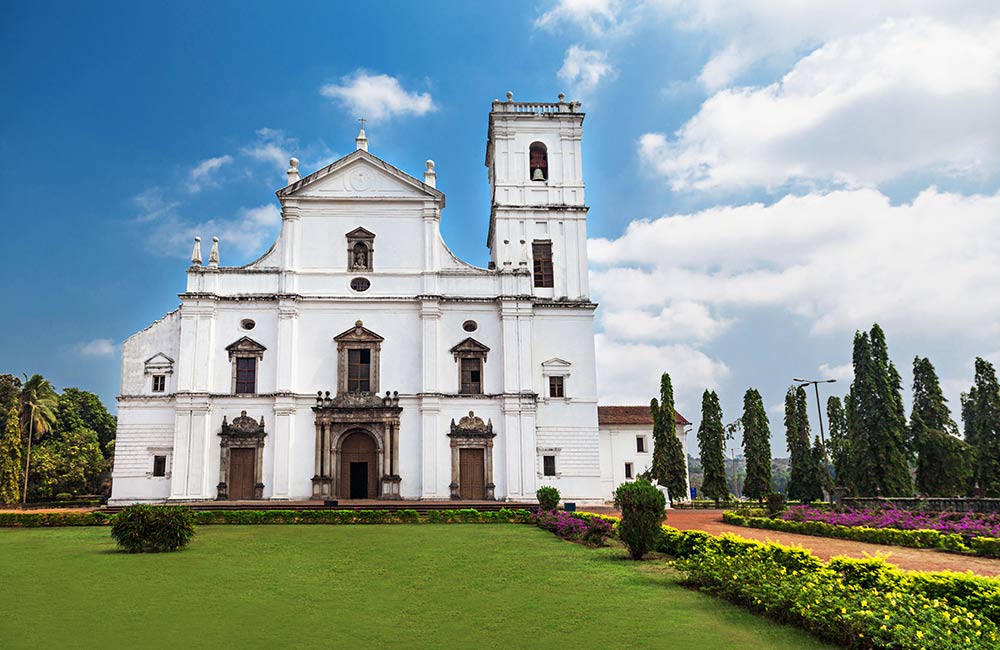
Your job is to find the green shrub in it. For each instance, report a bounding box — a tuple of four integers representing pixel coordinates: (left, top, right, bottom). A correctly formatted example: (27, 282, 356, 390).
(536, 486, 560, 510)
(613, 478, 666, 560)
(110, 505, 196, 553)
(971, 537, 1000, 558)
(765, 492, 786, 517)
(675, 534, 999, 649)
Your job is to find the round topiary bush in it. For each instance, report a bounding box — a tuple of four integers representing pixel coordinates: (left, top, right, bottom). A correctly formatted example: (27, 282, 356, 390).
(110, 504, 196, 553)
(614, 478, 666, 560)
(536, 485, 560, 511)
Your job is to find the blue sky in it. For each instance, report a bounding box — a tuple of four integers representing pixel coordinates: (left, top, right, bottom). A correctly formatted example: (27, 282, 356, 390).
(3, 1, 999, 456)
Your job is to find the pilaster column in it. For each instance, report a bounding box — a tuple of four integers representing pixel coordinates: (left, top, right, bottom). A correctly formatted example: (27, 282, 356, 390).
(271, 400, 295, 499)
(421, 396, 440, 498)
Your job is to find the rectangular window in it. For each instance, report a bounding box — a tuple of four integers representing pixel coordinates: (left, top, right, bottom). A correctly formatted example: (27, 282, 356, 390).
(347, 348, 372, 392)
(153, 455, 167, 477)
(543, 455, 556, 477)
(532, 241, 554, 288)
(625, 462, 633, 479)
(548, 375, 564, 398)
(461, 357, 482, 394)
(235, 357, 257, 394)
(152, 374, 166, 393)
(636, 436, 646, 453)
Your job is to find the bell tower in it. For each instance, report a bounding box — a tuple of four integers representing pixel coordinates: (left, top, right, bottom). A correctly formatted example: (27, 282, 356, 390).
(486, 92, 589, 300)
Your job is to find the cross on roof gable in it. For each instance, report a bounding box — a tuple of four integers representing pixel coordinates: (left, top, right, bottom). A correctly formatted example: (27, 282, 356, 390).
(276, 149, 445, 205)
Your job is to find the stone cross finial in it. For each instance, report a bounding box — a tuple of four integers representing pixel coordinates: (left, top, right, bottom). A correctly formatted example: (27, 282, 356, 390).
(355, 126, 369, 152)
(424, 160, 436, 188)
(208, 236, 219, 267)
(286, 157, 300, 185)
(191, 237, 202, 266)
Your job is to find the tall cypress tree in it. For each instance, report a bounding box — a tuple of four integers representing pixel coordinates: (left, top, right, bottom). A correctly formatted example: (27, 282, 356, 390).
(0, 406, 21, 504)
(784, 386, 812, 500)
(826, 396, 850, 490)
(970, 358, 1000, 497)
(961, 387, 979, 495)
(803, 436, 828, 502)
(741, 388, 772, 501)
(846, 324, 912, 496)
(650, 372, 687, 502)
(697, 390, 729, 503)
(911, 356, 972, 496)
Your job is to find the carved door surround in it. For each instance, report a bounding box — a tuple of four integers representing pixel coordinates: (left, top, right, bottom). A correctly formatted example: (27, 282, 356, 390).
(311, 391, 402, 500)
(217, 411, 266, 500)
(448, 411, 496, 500)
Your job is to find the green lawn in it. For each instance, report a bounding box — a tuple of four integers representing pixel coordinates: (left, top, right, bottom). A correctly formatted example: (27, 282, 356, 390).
(0, 525, 836, 649)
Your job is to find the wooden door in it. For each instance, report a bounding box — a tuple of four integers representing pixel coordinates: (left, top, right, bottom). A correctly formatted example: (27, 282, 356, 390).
(229, 448, 256, 500)
(340, 431, 378, 499)
(459, 448, 485, 500)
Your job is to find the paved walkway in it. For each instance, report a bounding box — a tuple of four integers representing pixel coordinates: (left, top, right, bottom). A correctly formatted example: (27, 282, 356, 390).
(581, 507, 1000, 577)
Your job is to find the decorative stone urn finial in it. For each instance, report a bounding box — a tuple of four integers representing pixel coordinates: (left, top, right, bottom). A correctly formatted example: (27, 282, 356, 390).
(424, 160, 436, 188)
(506, 91, 513, 102)
(191, 237, 202, 266)
(208, 236, 219, 268)
(286, 157, 300, 185)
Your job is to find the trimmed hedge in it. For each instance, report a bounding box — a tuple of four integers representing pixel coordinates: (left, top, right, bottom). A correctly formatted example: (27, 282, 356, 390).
(111, 505, 195, 553)
(658, 526, 1000, 649)
(0, 508, 534, 527)
(722, 511, 1000, 557)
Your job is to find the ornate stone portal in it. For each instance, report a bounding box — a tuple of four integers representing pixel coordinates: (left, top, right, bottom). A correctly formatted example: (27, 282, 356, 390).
(217, 411, 266, 500)
(311, 391, 402, 500)
(448, 411, 496, 500)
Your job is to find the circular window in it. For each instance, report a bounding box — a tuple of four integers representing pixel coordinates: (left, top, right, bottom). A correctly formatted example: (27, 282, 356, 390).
(240, 319, 256, 330)
(462, 320, 478, 332)
(350, 277, 371, 292)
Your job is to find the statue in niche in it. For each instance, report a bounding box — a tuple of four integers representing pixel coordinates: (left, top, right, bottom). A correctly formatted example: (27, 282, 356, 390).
(352, 242, 369, 270)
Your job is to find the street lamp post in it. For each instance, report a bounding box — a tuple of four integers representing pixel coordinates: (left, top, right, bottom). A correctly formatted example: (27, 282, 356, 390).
(793, 378, 837, 490)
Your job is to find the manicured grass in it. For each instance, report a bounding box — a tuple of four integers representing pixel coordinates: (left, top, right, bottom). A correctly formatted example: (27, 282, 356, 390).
(0, 525, 836, 649)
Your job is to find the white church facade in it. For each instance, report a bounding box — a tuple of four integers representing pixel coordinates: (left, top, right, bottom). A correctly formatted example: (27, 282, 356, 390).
(110, 95, 688, 505)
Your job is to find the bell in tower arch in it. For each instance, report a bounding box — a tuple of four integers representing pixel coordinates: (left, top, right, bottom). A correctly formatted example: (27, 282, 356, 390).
(532, 167, 546, 181)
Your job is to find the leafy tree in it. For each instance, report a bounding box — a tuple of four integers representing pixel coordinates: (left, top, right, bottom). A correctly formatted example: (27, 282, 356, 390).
(784, 386, 812, 500)
(911, 356, 972, 496)
(28, 426, 105, 498)
(962, 387, 979, 495)
(18, 374, 58, 504)
(697, 390, 729, 503)
(0, 374, 21, 421)
(0, 406, 21, 504)
(613, 478, 666, 560)
(969, 358, 1000, 497)
(741, 388, 772, 501)
(650, 372, 687, 503)
(55, 388, 116, 456)
(805, 436, 830, 502)
(846, 324, 912, 496)
(826, 396, 850, 490)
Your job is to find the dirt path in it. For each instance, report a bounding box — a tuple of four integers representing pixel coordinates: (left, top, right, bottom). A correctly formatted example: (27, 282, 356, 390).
(581, 507, 1000, 576)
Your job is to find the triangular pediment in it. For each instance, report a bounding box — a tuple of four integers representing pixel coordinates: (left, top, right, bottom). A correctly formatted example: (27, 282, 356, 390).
(450, 337, 490, 358)
(541, 357, 572, 368)
(346, 227, 376, 240)
(225, 337, 267, 359)
(277, 149, 445, 204)
(144, 352, 175, 373)
(334, 320, 384, 343)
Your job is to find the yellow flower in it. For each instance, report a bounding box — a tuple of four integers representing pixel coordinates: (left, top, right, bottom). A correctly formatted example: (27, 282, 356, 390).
(916, 631, 924, 638)
(841, 608, 846, 614)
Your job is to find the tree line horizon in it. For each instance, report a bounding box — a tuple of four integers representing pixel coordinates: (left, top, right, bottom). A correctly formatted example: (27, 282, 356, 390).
(647, 323, 999, 501)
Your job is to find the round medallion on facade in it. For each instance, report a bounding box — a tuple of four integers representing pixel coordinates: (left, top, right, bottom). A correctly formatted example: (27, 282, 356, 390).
(350, 277, 371, 292)
(462, 320, 478, 332)
(349, 168, 372, 191)
(240, 319, 256, 330)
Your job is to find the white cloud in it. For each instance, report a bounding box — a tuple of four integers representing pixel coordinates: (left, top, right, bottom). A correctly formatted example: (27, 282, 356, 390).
(168, 204, 281, 259)
(639, 17, 1000, 192)
(817, 363, 853, 383)
(132, 187, 180, 223)
(558, 46, 617, 96)
(595, 333, 729, 414)
(242, 128, 294, 174)
(78, 339, 117, 358)
(646, 0, 998, 89)
(320, 71, 436, 122)
(188, 155, 233, 192)
(599, 301, 731, 343)
(590, 187, 1000, 344)
(535, 0, 623, 35)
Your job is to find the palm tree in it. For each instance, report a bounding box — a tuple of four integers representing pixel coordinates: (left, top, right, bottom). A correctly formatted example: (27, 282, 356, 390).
(19, 374, 58, 505)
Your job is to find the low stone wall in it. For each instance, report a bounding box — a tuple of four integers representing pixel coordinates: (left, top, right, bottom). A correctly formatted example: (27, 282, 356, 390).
(843, 497, 1000, 513)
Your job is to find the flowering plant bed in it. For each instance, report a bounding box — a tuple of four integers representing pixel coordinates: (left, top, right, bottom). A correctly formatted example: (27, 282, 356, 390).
(784, 505, 1000, 539)
(723, 511, 1000, 557)
(657, 526, 1000, 649)
(532, 509, 615, 545)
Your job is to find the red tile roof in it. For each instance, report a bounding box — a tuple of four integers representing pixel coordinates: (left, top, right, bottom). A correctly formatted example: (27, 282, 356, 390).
(597, 405, 691, 426)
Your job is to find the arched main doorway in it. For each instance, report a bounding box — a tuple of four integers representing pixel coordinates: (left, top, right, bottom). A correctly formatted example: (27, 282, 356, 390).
(339, 430, 379, 499)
